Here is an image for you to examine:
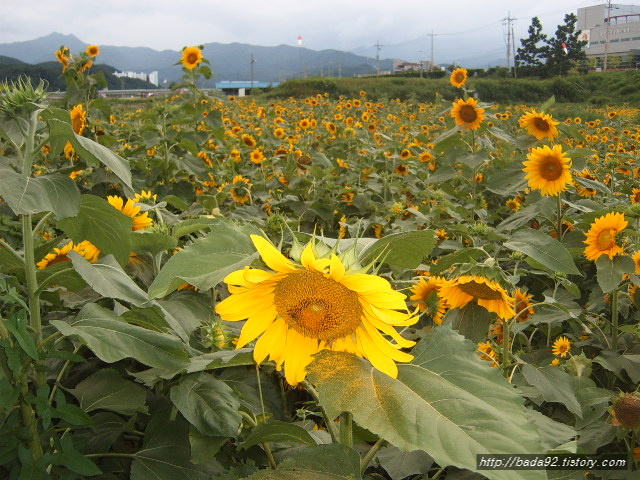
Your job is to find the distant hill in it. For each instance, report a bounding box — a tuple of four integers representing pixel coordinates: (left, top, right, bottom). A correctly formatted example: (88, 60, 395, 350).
(0, 55, 157, 91)
(0, 33, 394, 85)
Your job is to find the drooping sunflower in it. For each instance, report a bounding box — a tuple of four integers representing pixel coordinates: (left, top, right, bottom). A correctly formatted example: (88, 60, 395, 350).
(230, 175, 251, 204)
(451, 97, 485, 130)
(181, 46, 203, 70)
(631, 188, 640, 204)
(514, 288, 534, 322)
(409, 276, 449, 325)
(55, 47, 70, 72)
(439, 275, 515, 320)
(584, 211, 628, 261)
(575, 169, 598, 198)
(450, 67, 468, 88)
(107, 195, 153, 231)
(518, 110, 560, 141)
(70, 104, 87, 136)
(215, 236, 417, 385)
(37, 240, 100, 269)
(522, 144, 573, 196)
(551, 336, 571, 357)
(85, 45, 100, 57)
(477, 341, 499, 367)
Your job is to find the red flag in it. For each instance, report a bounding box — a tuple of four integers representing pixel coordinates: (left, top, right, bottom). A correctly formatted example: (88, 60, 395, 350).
(562, 43, 568, 55)
(297, 35, 303, 46)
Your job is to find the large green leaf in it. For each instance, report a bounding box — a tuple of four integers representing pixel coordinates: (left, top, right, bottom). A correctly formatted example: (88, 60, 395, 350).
(58, 194, 133, 266)
(504, 228, 580, 275)
(240, 420, 316, 450)
(69, 253, 149, 306)
(169, 374, 242, 437)
(442, 302, 493, 342)
(131, 411, 212, 480)
(43, 109, 133, 191)
(359, 230, 437, 269)
(595, 255, 636, 292)
(521, 365, 582, 418)
(242, 444, 362, 480)
(51, 303, 189, 370)
(374, 446, 433, 479)
(307, 327, 552, 480)
(69, 368, 147, 415)
(429, 247, 485, 275)
(148, 223, 259, 299)
(0, 169, 80, 218)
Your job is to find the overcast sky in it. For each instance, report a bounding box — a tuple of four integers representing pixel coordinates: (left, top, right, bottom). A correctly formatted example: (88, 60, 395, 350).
(1, 0, 591, 60)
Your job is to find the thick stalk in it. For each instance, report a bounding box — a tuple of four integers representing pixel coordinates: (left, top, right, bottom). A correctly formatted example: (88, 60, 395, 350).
(360, 438, 385, 473)
(611, 288, 619, 351)
(20, 390, 43, 460)
(502, 316, 511, 377)
(556, 194, 563, 241)
(339, 411, 353, 447)
(22, 214, 41, 344)
(302, 381, 339, 443)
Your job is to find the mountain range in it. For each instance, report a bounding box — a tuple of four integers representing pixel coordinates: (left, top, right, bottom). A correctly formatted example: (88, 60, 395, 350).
(0, 33, 400, 86)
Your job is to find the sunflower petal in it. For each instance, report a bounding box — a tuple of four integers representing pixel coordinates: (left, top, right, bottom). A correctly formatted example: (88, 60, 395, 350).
(251, 235, 297, 273)
(253, 318, 287, 364)
(235, 304, 279, 348)
(357, 327, 398, 378)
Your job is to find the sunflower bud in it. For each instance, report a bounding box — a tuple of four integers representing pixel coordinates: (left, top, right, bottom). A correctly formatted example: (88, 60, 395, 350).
(0, 77, 48, 118)
(612, 393, 640, 429)
(565, 352, 592, 377)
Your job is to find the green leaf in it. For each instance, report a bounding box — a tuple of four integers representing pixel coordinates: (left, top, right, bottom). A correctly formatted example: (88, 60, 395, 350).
(0, 169, 80, 218)
(484, 162, 528, 196)
(157, 293, 213, 341)
(186, 349, 256, 374)
(148, 222, 259, 299)
(442, 302, 493, 343)
(595, 255, 635, 292)
(429, 247, 485, 275)
(307, 327, 549, 480)
(169, 374, 242, 437)
(69, 368, 147, 415)
(130, 231, 178, 256)
(36, 261, 86, 291)
(69, 253, 148, 306)
(242, 444, 362, 480)
(504, 228, 580, 275)
(54, 436, 102, 476)
(51, 303, 189, 370)
(42, 110, 133, 191)
(593, 351, 640, 383)
(58, 194, 133, 266)
(374, 446, 433, 479)
(240, 420, 316, 450)
(521, 365, 582, 418)
(131, 412, 211, 480)
(359, 230, 437, 269)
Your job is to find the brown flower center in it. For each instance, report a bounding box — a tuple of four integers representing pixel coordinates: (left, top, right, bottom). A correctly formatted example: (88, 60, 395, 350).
(458, 280, 503, 300)
(540, 156, 563, 181)
(459, 105, 478, 123)
(274, 270, 362, 341)
(533, 117, 550, 132)
(596, 229, 616, 250)
(454, 72, 465, 83)
(187, 53, 199, 65)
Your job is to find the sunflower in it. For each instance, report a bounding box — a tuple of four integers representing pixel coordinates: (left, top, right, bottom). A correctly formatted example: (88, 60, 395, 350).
(409, 276, 449, 325)
(451, 97, 485, 130)
(250, 149, 266, 164)
(85, 45, 100, 57)
(181, 46, 203, 70)
(215, 236, 417, 385)
(477, 341, 499, 367)
(394, 164, 409, 175)
(55, 47, 70, 71)
(514, 289, 534, 322)
(439, 275, 515, 320)
(241, 134, 257, 147)
(631, 188, 640, 204)
(37, 240, 100, 269)
(70, 104, 87, 136)
(522, 144, 572, 196)
(551, 336, 571, 357)
(107, 195, 153, 231)
(450, 67, 468, 88)
(584, 211, 628, 261)
(230, 175, 251, 204)
(518, 110, 560, 141)
(611, 393, 640, 429)
(64, 141, 77, 161)
(575, 169, 598, 197)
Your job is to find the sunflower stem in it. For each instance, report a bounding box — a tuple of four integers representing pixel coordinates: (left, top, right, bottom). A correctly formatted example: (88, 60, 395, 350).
(360, 438, 385, 474)
(555, 193, 563, 241)
(339, 411, 353, 447)
(302, 381, 339, 443)
(611, 287, 619, 352)
(502, 316, 512, 377)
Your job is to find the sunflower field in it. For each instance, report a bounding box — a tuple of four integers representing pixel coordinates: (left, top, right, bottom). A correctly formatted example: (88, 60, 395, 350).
(1, 45, 639, 480)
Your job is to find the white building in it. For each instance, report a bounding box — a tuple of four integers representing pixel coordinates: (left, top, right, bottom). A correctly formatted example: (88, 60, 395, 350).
(113, 70, 159, 86)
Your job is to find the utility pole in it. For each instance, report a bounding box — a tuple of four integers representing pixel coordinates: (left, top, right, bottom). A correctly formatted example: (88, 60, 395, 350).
(604, 0, 612, 70)
(428, 30, 437, 70)
(250, 53, 256, 92)
(511, 23, 518, 78)
(502, 12, 516, 75)
(374, 40, 383, 75)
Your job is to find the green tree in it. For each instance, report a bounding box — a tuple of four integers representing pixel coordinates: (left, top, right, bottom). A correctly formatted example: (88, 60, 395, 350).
(545, 13, 588, 76)
(515, 17, 548, 76)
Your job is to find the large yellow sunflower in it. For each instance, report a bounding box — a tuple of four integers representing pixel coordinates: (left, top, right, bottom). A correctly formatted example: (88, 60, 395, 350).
(439, 275, 515, 320)
(216, 236, 417, 385)
(70, 104, 87, 136)
(37, 240, 100, 269)
(85, 45, 100, 57)
(584, 211, 628, 261)
(181, 46, 203, 70)
(107, 195, 153, 231)
(522, 144, 573, 196)
(450, 67, 468, 88)
(451, 97, 485, 130)
(518, 110, 560, 141)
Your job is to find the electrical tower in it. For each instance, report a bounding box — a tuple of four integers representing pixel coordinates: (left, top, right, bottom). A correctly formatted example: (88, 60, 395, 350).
(427, 30, 437, 70)
(502, 12, 516, 75)
(374, 40, 383, 75)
